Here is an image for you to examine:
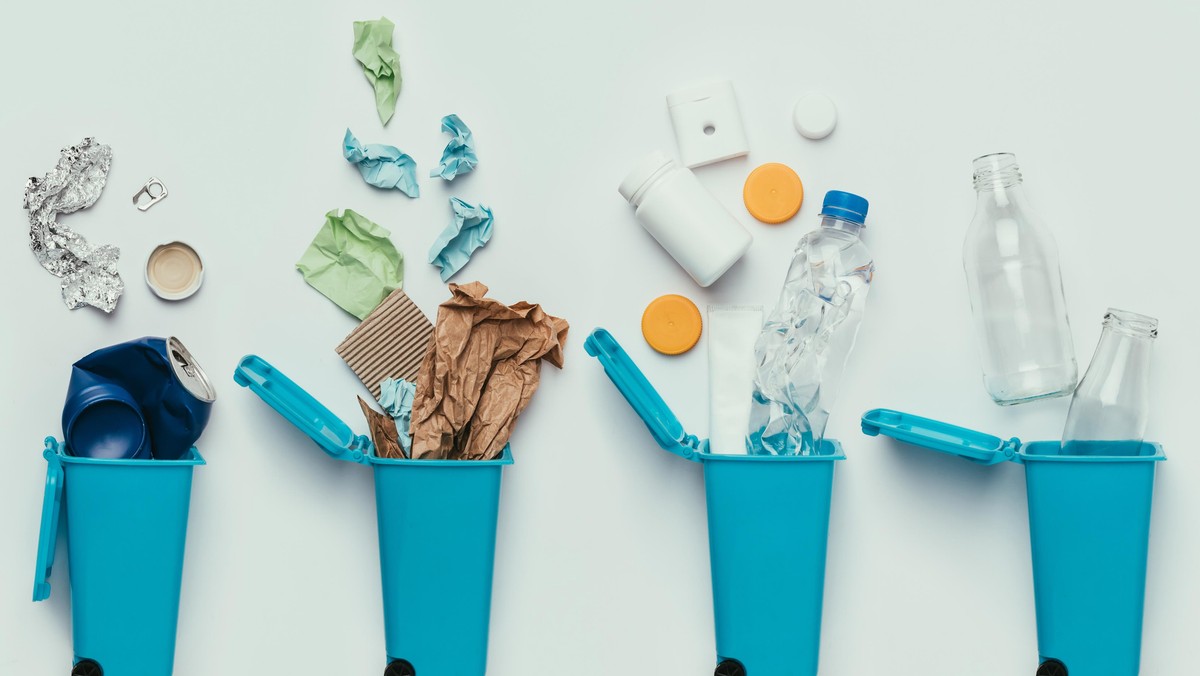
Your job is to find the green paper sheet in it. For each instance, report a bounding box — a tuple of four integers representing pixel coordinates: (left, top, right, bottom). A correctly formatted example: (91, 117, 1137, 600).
(353, 17, 402, 125)
(297, 209, 404, 320)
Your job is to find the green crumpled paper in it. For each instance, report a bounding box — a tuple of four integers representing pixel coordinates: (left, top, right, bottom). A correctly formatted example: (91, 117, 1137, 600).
(296, 209, 404, 320)
(353, 17, 402, 125)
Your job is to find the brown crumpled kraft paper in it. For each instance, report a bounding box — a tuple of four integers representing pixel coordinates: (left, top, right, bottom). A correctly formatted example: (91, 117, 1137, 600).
(359, 396, 406, 459)
(411, 281, 568, 460)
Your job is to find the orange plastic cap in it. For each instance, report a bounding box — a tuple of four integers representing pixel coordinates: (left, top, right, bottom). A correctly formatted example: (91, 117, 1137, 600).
(743, 163, 804, 224)
(642, 294, 703, 355)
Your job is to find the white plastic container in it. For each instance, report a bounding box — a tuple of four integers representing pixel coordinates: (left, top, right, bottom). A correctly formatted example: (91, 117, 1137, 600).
(618, 151, 752, 287)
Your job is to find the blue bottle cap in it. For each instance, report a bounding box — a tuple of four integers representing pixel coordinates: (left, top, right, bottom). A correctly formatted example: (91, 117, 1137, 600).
(820, 190, 869, 225)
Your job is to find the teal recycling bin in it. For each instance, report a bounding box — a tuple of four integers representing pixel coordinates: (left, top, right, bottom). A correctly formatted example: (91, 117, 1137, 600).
(861, 409, 1165, 676)
(234, 355, 510, 676)
(33, 438, 205, 676)
(587, 329, 843, 676)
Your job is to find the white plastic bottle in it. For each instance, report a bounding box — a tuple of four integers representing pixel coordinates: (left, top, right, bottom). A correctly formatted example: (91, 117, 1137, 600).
(618, 151, 752, 287)
(964, 153, 1077, 405)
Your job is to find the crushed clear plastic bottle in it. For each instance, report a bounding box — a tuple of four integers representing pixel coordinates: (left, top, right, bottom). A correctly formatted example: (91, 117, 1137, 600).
(747, 191, 875, 455)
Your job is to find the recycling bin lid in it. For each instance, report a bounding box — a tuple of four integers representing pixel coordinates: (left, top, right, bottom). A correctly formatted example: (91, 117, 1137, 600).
(584, 328, 707, 462)
(860, 408, 1021, 466)
(234, 355, 373, 464)
(33, 439, 65, 602)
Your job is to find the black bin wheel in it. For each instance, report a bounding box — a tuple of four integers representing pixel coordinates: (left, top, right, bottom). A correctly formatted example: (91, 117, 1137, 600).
(1037, 658, 1068, 676)
(72, 659, 103, 676)
(385, 659, 415, 676)
(715, 658, 746, 676)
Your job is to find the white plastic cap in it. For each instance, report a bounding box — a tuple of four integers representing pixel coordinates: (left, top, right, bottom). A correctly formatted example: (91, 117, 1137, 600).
(619, 150, 677, 207)
(793, 93, 838, 140)
(145, 241, 204, 301)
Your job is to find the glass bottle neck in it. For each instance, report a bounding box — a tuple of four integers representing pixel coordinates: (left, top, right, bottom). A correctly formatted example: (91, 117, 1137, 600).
(1102, 309, 1158, 340)
(972, 153, 1022, 190)
(1089, 328, 1153, 373)
(973, 172, 1023, 192)
(972, 153, 1027, 212)
(1079, 310, 1156, 390)
(973, 179, 1031, 214)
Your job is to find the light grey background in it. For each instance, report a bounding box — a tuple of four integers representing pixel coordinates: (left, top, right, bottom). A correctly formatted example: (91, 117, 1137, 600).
(2, 1, 1197, 674)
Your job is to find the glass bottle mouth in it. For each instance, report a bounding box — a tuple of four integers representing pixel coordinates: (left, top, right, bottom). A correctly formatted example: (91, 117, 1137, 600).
(1104, 308, 1158, 339)
(972, 152, 1022, 190)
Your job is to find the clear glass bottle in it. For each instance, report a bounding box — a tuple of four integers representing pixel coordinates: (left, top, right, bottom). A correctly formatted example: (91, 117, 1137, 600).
(1062, 309, 1158, 456)
(964, 153, 1077, 405)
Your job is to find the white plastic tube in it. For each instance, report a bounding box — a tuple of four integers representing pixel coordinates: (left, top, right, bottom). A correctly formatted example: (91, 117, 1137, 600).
(707, 305, 763, 454)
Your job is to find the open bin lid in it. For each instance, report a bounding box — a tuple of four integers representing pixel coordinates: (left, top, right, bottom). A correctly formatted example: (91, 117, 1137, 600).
(33, 439, 64, 602)
(233, 355, 372, 464)
(860, 408, 1020, 466)
(584, 328, 706, 461)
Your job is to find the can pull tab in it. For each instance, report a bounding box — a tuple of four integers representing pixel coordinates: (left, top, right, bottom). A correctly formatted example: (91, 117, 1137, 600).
(173, 349, 196, 377)
(167, 337, 217, 402)
(133, 177, 168, 211)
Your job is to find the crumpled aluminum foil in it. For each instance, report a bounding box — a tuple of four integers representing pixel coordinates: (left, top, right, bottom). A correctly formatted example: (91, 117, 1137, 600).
(24, 138, 124, 312)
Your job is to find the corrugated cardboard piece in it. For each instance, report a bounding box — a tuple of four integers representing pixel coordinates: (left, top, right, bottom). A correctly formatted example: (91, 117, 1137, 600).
(337, 288, 434, 399)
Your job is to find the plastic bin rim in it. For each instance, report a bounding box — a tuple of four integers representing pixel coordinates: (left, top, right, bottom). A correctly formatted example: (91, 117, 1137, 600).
(697, 439, 845, 462)
(367, 445, 514, 466)
(1018, 441, 1165, 463)
(44, 437, 206, 466)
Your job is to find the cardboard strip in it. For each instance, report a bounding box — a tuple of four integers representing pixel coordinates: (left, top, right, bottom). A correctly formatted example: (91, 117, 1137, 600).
(337, 289, 434, 398)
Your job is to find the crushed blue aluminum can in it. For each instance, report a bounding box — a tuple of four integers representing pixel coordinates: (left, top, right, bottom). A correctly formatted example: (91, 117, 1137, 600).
(64, 337, 215, 460)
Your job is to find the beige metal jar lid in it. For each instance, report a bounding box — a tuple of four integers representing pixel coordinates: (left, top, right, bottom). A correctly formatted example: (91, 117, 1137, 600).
(146, 242, 204, 301)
